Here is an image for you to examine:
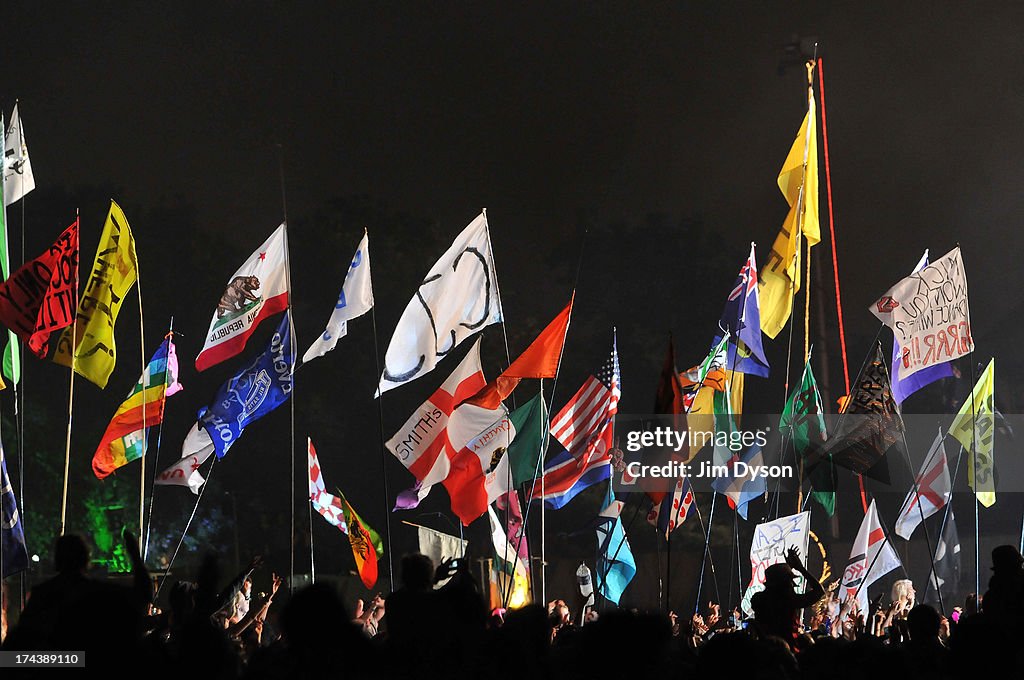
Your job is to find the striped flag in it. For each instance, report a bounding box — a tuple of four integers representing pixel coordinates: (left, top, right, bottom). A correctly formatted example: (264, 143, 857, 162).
(537, 336, 619, 508)
(550, 338, 620, 460)
(92, 337, 182, 479)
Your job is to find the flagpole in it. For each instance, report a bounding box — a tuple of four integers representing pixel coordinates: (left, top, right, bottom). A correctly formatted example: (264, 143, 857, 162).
(143, 320, 174, 563)
(157, 457, 217, 597)
(14, 108, 29, 609)
(59, 209, 80, 537)
(368, 302, 396, 592)
(307, 438, 316, 585)
(925, 439, 965, 608)
(136, 252, 147, 548)
(968, 356, 981, 598)
(693, 493, 722, 613)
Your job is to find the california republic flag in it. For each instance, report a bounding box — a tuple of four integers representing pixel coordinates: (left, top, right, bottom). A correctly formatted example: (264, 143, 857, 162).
(196, 224, 289, 371)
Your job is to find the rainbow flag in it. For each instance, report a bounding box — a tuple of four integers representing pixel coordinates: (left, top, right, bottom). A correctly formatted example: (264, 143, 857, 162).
(338, 491, 384, 588)
(92, 337, 182, 479)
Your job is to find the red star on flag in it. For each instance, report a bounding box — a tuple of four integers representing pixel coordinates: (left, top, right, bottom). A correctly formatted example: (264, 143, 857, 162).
(259, 251, 266, 261)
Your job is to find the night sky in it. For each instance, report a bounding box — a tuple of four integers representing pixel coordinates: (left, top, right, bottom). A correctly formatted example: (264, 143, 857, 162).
(4, 3, 1022, 607)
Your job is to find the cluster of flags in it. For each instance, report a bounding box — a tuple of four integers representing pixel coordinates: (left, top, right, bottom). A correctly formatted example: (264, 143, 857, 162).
(0, 94, 998, 620)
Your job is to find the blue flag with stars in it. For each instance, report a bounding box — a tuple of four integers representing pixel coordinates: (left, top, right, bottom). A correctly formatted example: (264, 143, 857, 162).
(200, 311, 295, 458)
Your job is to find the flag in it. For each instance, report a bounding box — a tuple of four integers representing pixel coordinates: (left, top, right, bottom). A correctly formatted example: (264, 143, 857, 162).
(647, 475, 696, 539)
(505, 392, 547, 488)
(3, 104, 35, 206)
(871, 246, 972, 380)
(53, 201, 138, 388)
(487, 504, 530, 607)
(925, 508, 961, 603)
(890, 251, 954, 404)
(393, 480, 431, 511)
(679, 335, 730, 439)
(949, 358, 995, 507)
(198, 311, 294, 458)
(0, 218, 79, 358)
(386, 338, 487, 487)
(1, 441, 28, 578)
(894, 430, 951, 540)
(648, 336, 686, 502)
(711, 443, 767, 520)
(0, 117, 17, 386)
(92, 337, 183, 479)
(195, 224, 289, 371)
(377, 213, 502, 396)
(842, 500, 901, 613)
(339, 491, 384, 589)
(307, 438, 348, 533)
(760, 91, 820, 339)
(302, 230, 373, 363)
(549, 336, 620, 461)
(717, 243, 769, 377)
(537, 446, 612, 509)
(415, 522, 466, 588)
(463, 300, 571, 409)
(441, 402, 515, 526)
(814, 343, 901, 484)
(780, 359, 834, 515)
(595, 485, 635, 605)
(495, 490, 529, 567)
(741, 512, 810, 615)
(154, 423, 214, 494)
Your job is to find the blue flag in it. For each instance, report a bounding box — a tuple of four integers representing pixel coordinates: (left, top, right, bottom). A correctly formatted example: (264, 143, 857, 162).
(200, 312, 295, 458)
(1, 441, 29, 578)
(716, 244, 769, 378)
(595, 484, 635, 605)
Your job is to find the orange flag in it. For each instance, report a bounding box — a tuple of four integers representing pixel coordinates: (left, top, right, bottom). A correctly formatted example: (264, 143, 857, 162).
(464, 299, 572, 409)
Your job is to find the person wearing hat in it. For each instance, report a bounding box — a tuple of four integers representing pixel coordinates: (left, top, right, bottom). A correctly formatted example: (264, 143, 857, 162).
(750, 546, 825, 650)
(982, 544, 1024, 624)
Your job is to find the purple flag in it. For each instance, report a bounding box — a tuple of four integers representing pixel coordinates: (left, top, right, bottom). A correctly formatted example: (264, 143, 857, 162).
(890, 251, 954, 404)
(393, 480, 431, 511)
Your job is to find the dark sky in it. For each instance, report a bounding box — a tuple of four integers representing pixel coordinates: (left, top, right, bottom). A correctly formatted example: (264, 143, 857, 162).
(5, 3, 1022, 602)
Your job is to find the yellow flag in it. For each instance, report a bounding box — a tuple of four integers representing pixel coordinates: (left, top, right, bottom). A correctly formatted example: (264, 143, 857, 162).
(730, 370, 745, 420)
(53, 201, 138, 388)
(759, 91, 819, 339)
(949, 358, 995, 507)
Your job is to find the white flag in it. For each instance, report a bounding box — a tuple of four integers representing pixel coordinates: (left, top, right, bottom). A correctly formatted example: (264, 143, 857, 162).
(376, 213, 502, 396)
(416, 523, 467, 588)
(870, 246, 972, 380)
(4, 104, 35, 206)
(842, 500, 902, 613)
(196, 224, 289, 371)
(155, 424, 214, 494)
(303, 230, 373, 363)
(894, 430, 951, 540)
(740, 511, 810, 615)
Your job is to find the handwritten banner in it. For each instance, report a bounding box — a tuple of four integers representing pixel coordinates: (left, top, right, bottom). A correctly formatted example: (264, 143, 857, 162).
(870, 246, 972, 380)
(740, 511, 810, 615)
(0, 219, 79, 358)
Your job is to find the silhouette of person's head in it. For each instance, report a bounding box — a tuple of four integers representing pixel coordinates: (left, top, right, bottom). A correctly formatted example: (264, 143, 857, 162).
(53, 534, 90, 574)
(764, 563, 796, 590)
(907, 604, 941, 642)
(400, 553, 435, 590)
(991, 545, 1024, 574)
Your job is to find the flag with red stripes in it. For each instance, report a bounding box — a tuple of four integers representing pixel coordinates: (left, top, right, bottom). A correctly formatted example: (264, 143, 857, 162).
(549, 339, 620, 461)
(894, 430, 950, 540)
(842, 499, 901, 612)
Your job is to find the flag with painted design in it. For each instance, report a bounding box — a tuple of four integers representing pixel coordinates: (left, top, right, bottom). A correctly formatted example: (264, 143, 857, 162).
(196, 224, 289, 372)
(948, 358, 995, 507)
(894, 430, 950, 540)
(3, 104, 35, 206)
(303, 230, 373, 363)
(647, 475, 696, 539)
(154, 423, 214, 494)
(339, 491, 384, 588)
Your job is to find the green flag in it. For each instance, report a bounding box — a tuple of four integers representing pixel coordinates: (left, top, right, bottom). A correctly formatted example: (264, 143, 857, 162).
(780, 360, 834, 515)
(712, 383, 737, 467)
(506, 392, 547, 487)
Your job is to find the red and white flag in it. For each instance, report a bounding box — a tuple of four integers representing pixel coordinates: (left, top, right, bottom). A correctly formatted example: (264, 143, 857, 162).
(155, 424, 215, 494)
(842, 500, 901, 613)
(894, 430, 951, 540)
(307, 438, 348, 533)
(196, 224, 289, 371)
(550, 341, 620, 461)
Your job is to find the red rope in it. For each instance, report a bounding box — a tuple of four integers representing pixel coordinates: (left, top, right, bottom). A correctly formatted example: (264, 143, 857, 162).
(818, 57, 866, 512)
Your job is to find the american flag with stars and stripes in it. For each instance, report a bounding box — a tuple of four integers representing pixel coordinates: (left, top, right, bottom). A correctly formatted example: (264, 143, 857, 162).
(550, 339, 620, 462)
